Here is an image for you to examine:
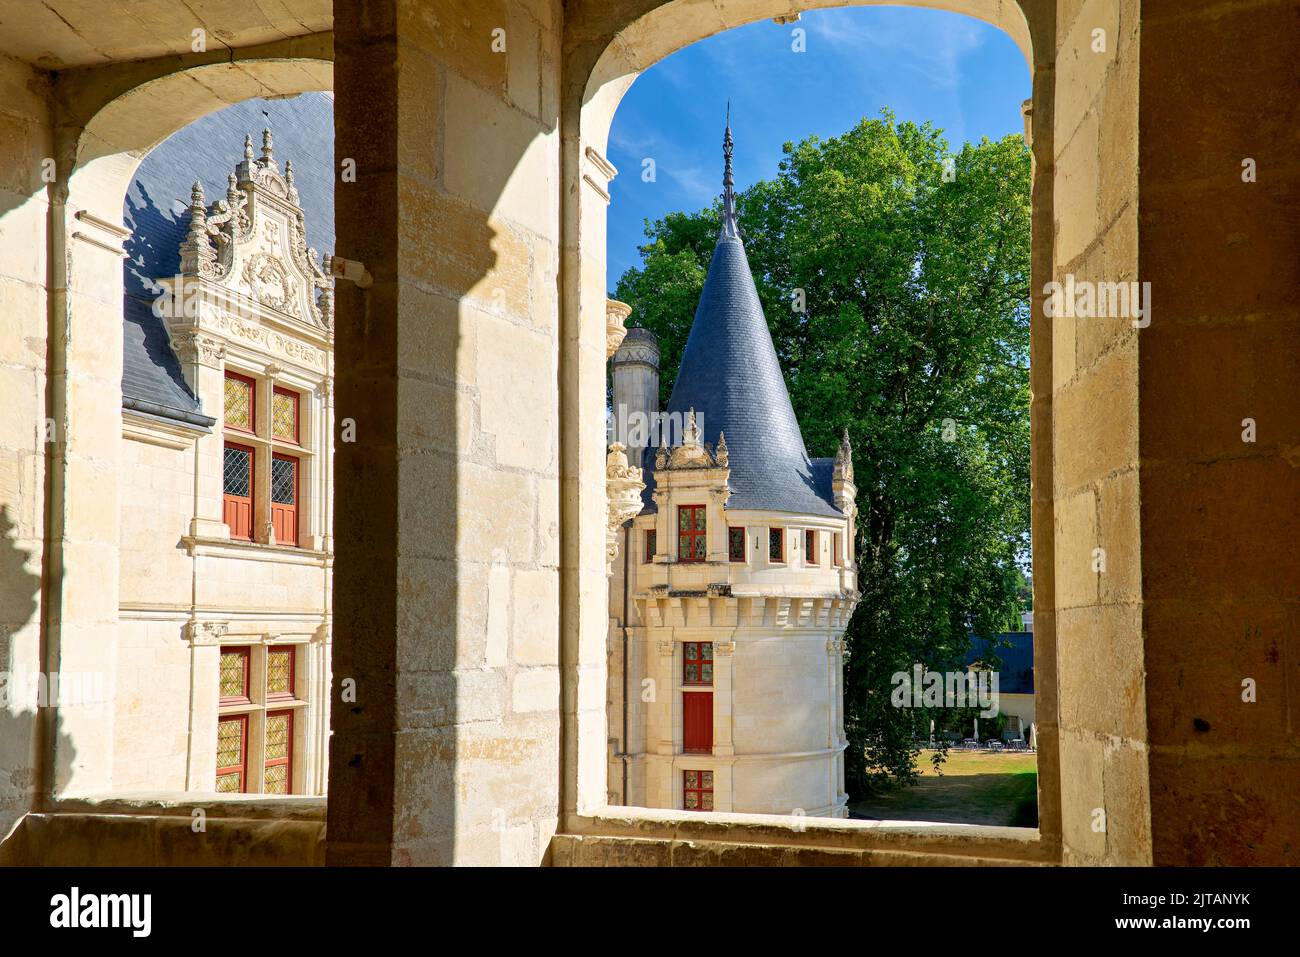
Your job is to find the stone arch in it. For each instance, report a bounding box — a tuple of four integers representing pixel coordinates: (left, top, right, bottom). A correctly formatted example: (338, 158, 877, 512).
(557, 0, 1064, 849)
(38, 52, 333, 803)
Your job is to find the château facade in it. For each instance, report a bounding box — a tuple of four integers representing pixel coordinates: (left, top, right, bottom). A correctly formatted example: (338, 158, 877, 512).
(115, 97, 335, 795)
(607, 122, 860, 817)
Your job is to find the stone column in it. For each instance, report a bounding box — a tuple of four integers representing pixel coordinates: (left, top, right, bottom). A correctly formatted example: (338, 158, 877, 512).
(328, 0, 565, 866)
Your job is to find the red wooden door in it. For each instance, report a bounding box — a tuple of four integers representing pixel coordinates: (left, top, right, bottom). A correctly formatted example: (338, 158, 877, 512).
(223, 442, 254, 541)
(271, 453, 298, 546)
(683, 691, 713, 754)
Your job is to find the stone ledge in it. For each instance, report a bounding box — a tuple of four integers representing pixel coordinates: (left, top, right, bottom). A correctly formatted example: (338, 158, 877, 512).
(47, 792, 327, 821)
(548, 833, 1053, 867)
(558, 806, 1055, 865)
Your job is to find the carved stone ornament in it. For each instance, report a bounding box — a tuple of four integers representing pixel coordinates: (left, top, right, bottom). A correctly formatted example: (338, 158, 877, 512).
(185, 619, 229, 645)
(173, 127, 334, 330)
(606, 299, 633, 360)
(665, 408, 724, 470)
(171, 331, 226, 366)
(242, 252, 296, 311)
(606, 442, 646, 574)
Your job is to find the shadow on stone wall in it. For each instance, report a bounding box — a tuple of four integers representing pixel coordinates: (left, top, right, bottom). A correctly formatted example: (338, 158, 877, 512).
(0, 505, 79, 862)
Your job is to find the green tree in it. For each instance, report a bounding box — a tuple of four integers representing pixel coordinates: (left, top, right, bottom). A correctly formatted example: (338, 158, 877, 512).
(614, 112, 1032, 796)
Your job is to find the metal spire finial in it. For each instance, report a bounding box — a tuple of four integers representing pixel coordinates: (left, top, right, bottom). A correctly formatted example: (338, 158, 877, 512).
(720, 104, 738, 240)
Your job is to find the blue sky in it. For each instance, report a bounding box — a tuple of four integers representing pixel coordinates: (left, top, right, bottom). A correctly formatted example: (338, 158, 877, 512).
(606, 6, 1031, 285)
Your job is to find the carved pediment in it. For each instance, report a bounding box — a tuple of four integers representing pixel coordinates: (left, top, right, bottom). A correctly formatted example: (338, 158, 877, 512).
(173, 127, 334, 331)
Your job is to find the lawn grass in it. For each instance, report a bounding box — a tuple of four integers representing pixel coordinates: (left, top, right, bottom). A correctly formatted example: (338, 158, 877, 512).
(847, 749, 1038, 827)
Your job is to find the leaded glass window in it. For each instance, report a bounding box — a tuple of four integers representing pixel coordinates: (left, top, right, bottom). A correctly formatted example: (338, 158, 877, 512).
(267, 647, 294, 699)
(769, 527, 785, 563)
(216, 715, 246, 792)
(264, 711, 292, 795)
(272, 388, 298, 442)
(224, 373, 254, 432)
(684, 769, 713, 811)
(219, 647, 249, 702)
(684, 642, 713, 686)
(271, 456, 296, 504)
(678, 505, 706, 562)
(223, 445, 252, 497)
(728, 526, 745, 562)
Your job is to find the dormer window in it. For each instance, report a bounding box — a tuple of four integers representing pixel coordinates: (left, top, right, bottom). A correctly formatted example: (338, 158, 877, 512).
(678, 505, 707, 562)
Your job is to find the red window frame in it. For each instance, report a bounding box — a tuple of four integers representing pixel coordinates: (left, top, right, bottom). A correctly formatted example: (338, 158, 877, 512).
(272, 385, 300, 445)
(677, 505, 707, 563)
(727, 526, 745, 562)
(683, 641, 713, 686)
(683, 691, 713, 754)
(683, 769, 714, 811)
(833, 532, 843, 567)
(769, 527, 785, 564)
(223, 441, 255, 541)
(219, 645, 251, 705)
(270, 452, 299, 547)
(805, 529, 817, 566)
(223, 370, 256, 434)
(216, 713, 249, 793)
(266, 646, 296, 701)
(263, 708, 294, 795)
(644, 529, 656, 563)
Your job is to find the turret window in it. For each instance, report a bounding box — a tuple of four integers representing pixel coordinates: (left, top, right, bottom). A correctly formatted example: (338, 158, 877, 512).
(833, 532, 843, 567)
(644, 529, 656, 562)
(805, 529, 818, 566)
(769, 527, 785, 563)
(683, 770, 713, 811)
(727, 526, 745, 562)
(683, 642, 713, 685)
(678, 505, 707, 562)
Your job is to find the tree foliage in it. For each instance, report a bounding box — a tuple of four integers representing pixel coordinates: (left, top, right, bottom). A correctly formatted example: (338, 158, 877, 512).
(614, 112, 1032, 796)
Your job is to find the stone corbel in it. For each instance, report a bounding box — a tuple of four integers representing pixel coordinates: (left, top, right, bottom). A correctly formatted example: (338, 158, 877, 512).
(185, 620, 230, 645)
(606, 443, 646, 575)
(172, 331, 227, 369)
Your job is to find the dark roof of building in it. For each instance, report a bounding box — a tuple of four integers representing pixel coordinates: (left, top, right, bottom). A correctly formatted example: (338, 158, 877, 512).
(965, 631, 1035, 695)
(621, 326, 659, 347)
(655, 120, 840, 518)
(121, 92, 334, 428)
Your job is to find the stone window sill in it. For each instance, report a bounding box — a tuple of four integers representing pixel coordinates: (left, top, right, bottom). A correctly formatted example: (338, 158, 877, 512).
(182, 534, 332, 563)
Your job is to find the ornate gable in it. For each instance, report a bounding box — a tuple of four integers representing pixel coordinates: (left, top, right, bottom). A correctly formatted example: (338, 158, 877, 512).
(176, 128, 334, 331)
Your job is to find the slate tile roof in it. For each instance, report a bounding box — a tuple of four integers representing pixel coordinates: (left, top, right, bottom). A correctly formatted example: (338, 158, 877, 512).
(650, 120, 842, 518)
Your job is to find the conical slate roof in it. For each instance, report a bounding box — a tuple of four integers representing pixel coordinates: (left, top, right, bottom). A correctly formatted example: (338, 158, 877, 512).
(661, 118, 841, 518)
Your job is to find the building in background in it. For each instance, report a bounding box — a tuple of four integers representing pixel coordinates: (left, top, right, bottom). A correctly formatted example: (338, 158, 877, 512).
(965, 631, 1036, 739)
(607, 121, 859, 817)
(115, 94, 335, 795)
